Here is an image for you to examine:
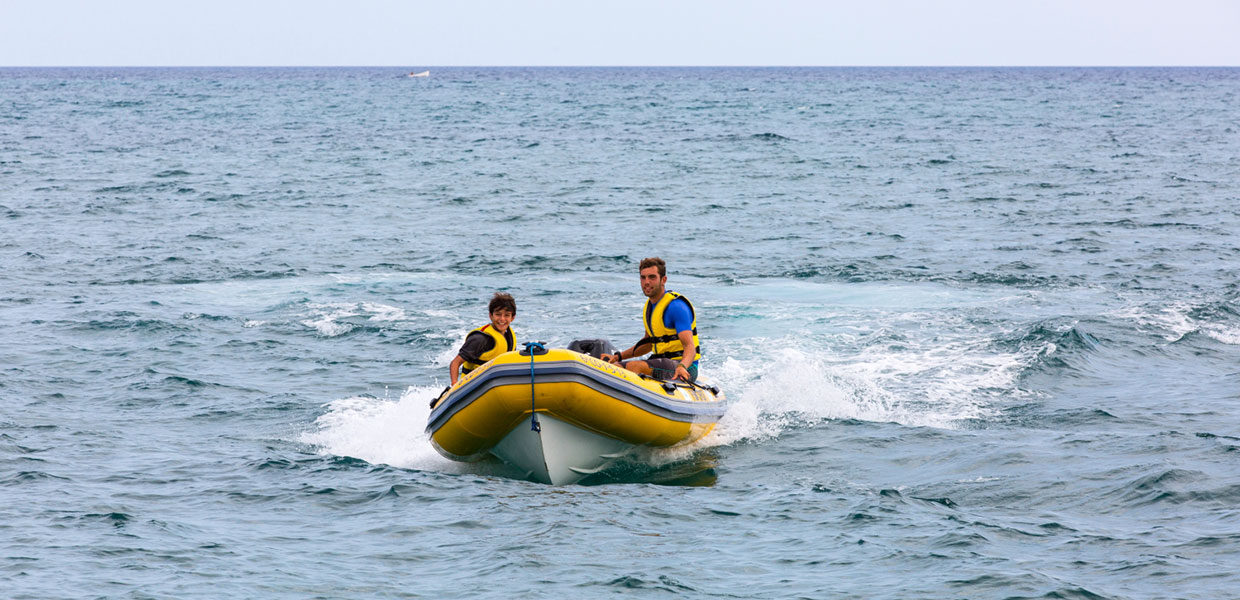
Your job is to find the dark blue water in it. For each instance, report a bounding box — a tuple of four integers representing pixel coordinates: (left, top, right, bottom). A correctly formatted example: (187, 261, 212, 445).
(3, 67, 1239, 599)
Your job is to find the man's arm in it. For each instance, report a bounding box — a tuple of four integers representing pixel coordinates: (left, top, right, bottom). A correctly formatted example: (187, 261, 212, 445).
(674, 329, 695, 381)
(608, 341, 652, 364)
(664, 298, 696, 380)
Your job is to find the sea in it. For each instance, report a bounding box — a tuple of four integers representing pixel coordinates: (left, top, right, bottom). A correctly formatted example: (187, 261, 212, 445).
(2, 67, 1238, 599)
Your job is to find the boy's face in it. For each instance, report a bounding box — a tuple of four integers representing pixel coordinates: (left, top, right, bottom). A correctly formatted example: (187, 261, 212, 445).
(489, 309, 514, 333)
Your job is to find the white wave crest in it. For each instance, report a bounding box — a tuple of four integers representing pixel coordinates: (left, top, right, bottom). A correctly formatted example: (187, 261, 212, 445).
(299, 301, 409, 337)
(1203, 324, 1240, 345)
(1112, 302, 1240, 345)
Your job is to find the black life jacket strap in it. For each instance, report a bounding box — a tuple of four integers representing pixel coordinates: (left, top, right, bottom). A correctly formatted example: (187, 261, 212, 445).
(638, 328, 698, 346)
(650, 345, 704, 360)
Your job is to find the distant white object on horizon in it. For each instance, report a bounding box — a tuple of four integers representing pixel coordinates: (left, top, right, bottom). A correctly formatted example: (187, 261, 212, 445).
(408, 70, 430, 77)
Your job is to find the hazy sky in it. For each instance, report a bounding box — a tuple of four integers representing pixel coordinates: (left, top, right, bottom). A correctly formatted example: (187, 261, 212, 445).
(2, 0, 1238, 67)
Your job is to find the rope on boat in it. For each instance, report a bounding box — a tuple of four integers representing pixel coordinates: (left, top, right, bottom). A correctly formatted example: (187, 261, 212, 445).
(522, 341, 546, 432)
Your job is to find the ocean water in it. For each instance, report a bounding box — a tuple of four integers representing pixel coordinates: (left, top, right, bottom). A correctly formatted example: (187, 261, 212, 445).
(2, 66, 1239, 599)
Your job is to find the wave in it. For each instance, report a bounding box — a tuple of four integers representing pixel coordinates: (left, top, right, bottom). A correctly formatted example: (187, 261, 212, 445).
(2, 470, 70, 485)
(79, 315, 191, 334)
(1110, 299, 1240, 345)
(701, 339, 1020, 446)
(1003, 321, 1102, 374)
(1106, 468, 1240, 508)
(153, 169, 191, 178)
(298, 301, 412, 337)
(79, 512, 132, 526)
(952, 270, 1085, 289)
(593, 575, 698, 593)
(299, 386, 508, 478)
(680, 132, 793, 143)
(763, 263, 1087, 289)
(96, 267, 305, 287)
(703, 350, 905, 444)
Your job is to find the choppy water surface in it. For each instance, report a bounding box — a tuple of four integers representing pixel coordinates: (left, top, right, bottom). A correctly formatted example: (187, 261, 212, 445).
(3, 67, 1239, 599)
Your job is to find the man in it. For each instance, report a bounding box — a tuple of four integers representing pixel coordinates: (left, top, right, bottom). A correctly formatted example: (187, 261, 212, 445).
(448, 292, 517, 385)
(608, 257, 700, 382)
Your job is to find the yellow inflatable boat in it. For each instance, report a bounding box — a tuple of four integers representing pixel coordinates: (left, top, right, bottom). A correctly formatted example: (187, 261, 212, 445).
(426, 344, 726, 485)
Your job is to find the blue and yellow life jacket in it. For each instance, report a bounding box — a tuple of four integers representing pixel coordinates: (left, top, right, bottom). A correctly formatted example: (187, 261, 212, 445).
(643, 291, 700, 362)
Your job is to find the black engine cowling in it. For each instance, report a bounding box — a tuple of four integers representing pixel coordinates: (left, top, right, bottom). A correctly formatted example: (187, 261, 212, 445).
(566, 338, 617, 360)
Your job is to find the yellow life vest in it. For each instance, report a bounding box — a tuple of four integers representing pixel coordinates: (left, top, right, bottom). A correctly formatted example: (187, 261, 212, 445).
(460, 324, 517, 374)
(643, 291, 700, 362)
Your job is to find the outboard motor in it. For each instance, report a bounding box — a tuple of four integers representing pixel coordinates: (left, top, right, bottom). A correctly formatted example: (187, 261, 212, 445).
(566, 338, 618, 360)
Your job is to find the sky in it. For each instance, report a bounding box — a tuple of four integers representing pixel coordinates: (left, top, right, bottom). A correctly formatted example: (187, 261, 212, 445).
(1, 0, 1238, 67)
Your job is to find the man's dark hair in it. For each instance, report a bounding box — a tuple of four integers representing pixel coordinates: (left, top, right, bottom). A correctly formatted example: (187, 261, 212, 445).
(639, 257, 666, 277)
(489, 292, 516, 315)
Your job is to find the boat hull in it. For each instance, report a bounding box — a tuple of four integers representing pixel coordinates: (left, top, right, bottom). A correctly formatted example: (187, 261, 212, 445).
(492, 414, 635, 484)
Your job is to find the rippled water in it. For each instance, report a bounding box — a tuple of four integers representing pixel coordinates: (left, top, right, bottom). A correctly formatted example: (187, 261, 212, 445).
(3, 67, 1239, 599)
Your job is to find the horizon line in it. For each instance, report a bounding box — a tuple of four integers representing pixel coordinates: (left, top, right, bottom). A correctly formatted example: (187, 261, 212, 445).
(3, 64, 1238, 69)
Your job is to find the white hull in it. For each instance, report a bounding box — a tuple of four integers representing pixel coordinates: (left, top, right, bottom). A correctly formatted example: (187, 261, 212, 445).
(490, 414, 635, 485)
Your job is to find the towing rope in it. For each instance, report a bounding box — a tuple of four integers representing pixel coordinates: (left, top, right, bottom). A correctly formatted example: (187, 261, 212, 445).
(523, 341, 546, 432)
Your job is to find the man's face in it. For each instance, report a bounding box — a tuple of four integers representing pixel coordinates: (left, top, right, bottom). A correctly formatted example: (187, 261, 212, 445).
(639, 266, 666, 299)
(489, 309, 514, 332)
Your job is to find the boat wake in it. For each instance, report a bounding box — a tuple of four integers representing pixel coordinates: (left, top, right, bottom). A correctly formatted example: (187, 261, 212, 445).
(696, 341, 1019, 449)
(299, 386, 495, 476)
(300, 336, 1021, 480)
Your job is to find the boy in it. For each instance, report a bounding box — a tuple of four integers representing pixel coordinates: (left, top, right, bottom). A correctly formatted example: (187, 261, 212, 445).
(449, 292, 517, 385)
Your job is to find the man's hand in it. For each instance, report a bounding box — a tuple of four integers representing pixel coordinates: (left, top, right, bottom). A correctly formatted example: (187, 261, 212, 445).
(674, 364, 690, 381)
